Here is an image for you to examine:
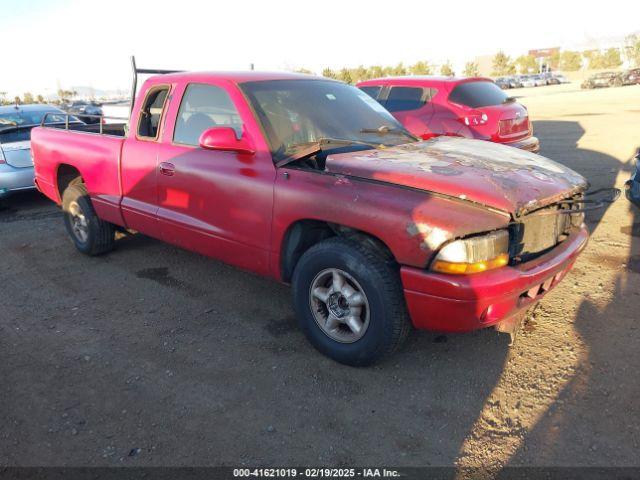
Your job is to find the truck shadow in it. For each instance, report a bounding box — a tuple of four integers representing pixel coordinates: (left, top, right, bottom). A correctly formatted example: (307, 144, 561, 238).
(489, 125, 640, 468)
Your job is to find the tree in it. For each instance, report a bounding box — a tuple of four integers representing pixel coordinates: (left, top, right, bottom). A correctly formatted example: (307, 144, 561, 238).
(582, 50, 601, 69)
(492, 51, 515, 76)
(515, 55, 538, 74)
(23, 92, 35, 104)
(440, 61, 454, 76)
(548, 50, 561, 70)
(321, 68, 337, 79)
(625, 34, 640, 67)
(602, 48, 622, 68)
(14, 96, 21, 105)
(409, 61, 431, 75)
(462, 62, 479, 77)
(294, 68, 313, 74)
(352, 65, 369, 82)
(337, 68, 352, 84)
(390, 62, 407, 76)
(559, 50, 582, 71)
(0, 91, 7, 104)
(36, 95, 45, 103)
(368, 65, 384, 79)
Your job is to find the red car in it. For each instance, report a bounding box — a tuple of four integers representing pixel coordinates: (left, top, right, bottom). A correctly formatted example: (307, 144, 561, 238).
(31, 66, 587, 365)
(357, 76, 540, 152)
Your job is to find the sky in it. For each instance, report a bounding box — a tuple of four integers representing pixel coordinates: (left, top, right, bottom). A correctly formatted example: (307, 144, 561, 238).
(1, 0, 639, 97)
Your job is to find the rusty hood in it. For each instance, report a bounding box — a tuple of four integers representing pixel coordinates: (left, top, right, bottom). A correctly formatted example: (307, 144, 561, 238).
(324, 137, 588, 217)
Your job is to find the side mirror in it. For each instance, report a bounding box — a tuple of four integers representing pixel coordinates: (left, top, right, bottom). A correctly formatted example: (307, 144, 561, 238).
(199, 127, 254, 155)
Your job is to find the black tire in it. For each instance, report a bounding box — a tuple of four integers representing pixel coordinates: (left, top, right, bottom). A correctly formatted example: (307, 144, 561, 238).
(62, 182, 115, 255)
(292, 237, 411, 366)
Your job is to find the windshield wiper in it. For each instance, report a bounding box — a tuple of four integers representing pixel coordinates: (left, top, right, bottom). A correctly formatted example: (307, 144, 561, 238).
(275, 137, 380, 168)
(502, 96, 517, 104)
(359, 125, 417, 141)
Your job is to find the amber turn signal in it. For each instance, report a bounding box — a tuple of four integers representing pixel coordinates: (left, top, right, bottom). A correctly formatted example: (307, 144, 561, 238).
(432, 253, 509, 275)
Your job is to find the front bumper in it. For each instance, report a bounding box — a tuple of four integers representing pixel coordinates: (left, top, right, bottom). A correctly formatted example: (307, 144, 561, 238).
(0, 163, 36, 198)
(401, 226, 589, 333)
(504, 135, 540, 153)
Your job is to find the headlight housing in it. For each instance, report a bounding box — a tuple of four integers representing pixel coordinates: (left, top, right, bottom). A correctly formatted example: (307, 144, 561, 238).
(431, 230, 509, 274)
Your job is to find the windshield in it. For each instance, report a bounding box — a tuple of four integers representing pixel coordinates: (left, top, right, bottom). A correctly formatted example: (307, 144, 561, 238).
(0, 107, 71, 127)
(240, 79, 415, 162)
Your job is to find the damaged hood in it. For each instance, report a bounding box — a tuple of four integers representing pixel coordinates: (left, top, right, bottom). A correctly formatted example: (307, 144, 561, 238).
(325, 137, 588, 216)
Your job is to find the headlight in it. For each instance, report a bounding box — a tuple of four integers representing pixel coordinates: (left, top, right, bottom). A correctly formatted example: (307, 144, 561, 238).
(431, 230, 509, 274)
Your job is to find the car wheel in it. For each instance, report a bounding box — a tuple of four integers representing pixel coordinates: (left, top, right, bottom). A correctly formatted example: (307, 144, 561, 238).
(62, 182, 115, 255)
(292, 237, 411, 366)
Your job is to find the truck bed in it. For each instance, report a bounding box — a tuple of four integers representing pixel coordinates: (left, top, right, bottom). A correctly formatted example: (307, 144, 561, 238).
(49, 121, 127, 137)
(31, 124, 126, 227)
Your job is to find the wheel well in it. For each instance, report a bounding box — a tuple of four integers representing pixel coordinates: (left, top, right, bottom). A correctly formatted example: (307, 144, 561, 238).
(280, 220, 395, 282)
(56, 164, 82, 200)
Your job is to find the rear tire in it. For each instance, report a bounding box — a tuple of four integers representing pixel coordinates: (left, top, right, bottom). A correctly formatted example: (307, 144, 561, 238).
(62, 183, 115, 255)
(292, 237, 411, 366)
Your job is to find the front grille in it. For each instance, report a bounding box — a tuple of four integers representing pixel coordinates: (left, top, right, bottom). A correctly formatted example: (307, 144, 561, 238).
(509, 200, 584, 263)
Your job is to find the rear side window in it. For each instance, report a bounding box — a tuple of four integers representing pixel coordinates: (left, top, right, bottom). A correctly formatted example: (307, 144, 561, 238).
(137, 86, 169, 139)
(448, 81, 508, 108)
(384, 87, 426, 112)
(359, 86, 381, 100)
(174, 84, 243, 146)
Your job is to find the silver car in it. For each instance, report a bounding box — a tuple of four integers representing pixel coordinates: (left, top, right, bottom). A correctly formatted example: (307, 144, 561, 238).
(0, 104, 80, 199)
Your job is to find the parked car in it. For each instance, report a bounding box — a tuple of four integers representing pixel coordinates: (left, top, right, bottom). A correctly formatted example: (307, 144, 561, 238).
(541, 72, 560, 85)
(552, 73, 570, 84)
(494, 77, 511, 89)
(625, 149, 640, 207)
(32, 69, 589, 365)
(65, 101, 104, 124)
(506, 76, 524, 88)
(0, 104, 82, 199)
(357, 76, 540, 152)
(618, 68, 640, 86)
(520, 75, 538, 88)
(581, 72, 619, 89)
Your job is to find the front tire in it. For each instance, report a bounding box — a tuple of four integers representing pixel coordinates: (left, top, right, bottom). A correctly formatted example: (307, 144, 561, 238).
(292, 237, 411, 366)
(62, 183, 115, 255)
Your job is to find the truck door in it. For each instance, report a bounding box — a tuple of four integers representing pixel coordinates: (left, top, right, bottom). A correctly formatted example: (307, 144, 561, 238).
(120, 84, 171, 236)
(156, 82, 274, 276)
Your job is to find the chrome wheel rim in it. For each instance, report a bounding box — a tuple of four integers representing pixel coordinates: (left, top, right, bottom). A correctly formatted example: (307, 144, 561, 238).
(68, 200, 89, 243)
(309, 268, 370, 343)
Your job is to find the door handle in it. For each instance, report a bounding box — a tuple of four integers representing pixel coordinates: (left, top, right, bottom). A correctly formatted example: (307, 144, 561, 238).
(159, 162, 175, 176)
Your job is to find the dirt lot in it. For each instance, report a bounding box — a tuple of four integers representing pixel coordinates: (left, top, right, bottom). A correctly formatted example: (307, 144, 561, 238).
(1, 83, 639, 471)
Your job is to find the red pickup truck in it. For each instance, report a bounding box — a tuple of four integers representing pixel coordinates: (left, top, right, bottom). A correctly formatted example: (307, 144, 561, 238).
(31, 68, 590, 365)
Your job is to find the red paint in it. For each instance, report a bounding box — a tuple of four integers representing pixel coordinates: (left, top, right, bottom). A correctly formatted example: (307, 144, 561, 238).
(402, 227, 587, 332)
(357, 76, 540, 152)
(31, 71, 587, 334)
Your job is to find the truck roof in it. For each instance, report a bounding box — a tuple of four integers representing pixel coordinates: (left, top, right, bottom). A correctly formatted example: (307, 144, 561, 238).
(145, 70, 329, 85)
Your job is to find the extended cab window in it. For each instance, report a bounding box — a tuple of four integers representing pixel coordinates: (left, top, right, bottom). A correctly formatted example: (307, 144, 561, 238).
(137, 86, 169, 139)
(174, 84, 243, 146)
(384, 87, 428, 112)
(359, 86, 381, 100)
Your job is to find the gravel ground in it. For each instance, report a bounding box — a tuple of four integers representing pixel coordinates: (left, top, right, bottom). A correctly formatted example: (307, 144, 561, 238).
(1, 84, 639, 471)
